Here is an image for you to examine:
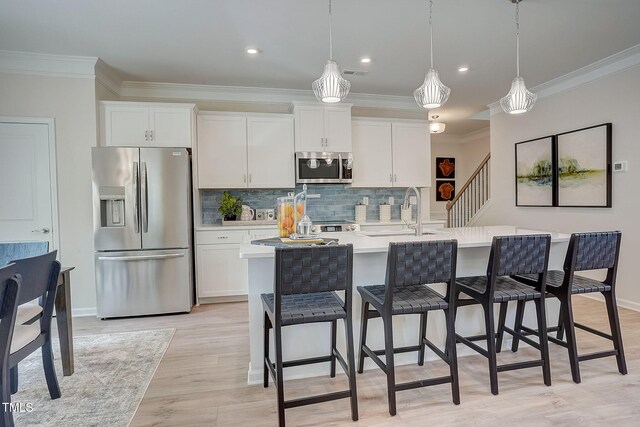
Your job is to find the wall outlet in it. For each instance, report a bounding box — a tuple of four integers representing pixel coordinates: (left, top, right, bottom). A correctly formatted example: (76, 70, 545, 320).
(388, 196, 394, 205)
(362, 196, 369, 205)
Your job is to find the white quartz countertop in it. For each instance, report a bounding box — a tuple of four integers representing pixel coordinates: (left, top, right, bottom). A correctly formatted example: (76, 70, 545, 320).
(239, 226, 571, 259)
(358, 219, 446, 226)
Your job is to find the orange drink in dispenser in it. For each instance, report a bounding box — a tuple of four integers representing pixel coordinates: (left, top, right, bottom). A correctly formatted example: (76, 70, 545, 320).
(277, 196, 306, 238)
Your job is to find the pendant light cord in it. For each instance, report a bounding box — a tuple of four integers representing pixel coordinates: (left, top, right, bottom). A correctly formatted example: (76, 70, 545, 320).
(328, 0, 333, 60)
(429, 0, 434, 69)
(515, 0, 520, 77)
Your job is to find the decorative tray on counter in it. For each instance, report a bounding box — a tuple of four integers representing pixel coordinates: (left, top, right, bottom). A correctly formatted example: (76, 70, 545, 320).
(251, 237, 339, 247)
(222, 219, 278, 226)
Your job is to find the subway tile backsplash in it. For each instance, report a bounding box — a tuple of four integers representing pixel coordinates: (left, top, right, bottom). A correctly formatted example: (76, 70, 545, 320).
(201, 185, 409, 224)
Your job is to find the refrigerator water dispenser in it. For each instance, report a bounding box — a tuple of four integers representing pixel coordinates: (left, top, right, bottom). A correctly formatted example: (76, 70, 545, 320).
(99, 186, 126, 227)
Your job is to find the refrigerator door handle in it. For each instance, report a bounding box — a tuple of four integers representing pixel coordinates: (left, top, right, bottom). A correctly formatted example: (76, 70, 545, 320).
(98, 253, 185, 261)
(141, 161, 149, 233)
(133, 162, 140, 233)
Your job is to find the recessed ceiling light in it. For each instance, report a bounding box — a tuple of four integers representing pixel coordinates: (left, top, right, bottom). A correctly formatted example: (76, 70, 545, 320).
(360, 57, 372, 64)
(458, 66, 469, 72)
(246, 48, 259, 55)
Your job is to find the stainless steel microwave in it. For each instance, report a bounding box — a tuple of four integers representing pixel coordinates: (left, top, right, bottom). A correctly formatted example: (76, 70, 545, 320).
(295, 152, 353, 184)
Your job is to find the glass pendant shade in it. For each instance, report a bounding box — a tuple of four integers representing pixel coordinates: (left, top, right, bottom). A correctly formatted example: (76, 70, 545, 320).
(429, 121, 446, 134)
(313, 60, 351, 103)
(414, 69, 451, 109)
(500, 76, 537, 114)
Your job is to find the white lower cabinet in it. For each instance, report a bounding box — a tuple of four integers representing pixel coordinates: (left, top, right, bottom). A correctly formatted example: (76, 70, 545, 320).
(196, 228, 277, 300)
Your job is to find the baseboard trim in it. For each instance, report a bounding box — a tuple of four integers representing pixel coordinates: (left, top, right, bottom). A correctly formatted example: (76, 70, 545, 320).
(72, 307, 97, 317)
(579, 294, 640, 313)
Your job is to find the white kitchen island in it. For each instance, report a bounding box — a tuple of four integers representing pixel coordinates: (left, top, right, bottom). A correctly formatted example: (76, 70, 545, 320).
(239, 226, 570, 385)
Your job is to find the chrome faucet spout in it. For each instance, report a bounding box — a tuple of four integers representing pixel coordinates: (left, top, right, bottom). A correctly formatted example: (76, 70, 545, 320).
(403, 187, 422, 236)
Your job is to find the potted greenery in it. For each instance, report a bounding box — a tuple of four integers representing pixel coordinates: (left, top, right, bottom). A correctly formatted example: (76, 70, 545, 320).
(217, 191, 242, 221)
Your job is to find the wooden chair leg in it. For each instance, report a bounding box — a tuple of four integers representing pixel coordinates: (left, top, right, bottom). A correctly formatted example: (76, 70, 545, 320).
(42, 337, 61, 399)
(445, 307, 460, 405)
(263, 312, 271, 388)
(383, 315, 397, 416)
(560, 296, 581, 384)
(418, 312, 428, 366)
(274, 324, 286, 427)
(330, 320, 337, 377)
(9, 366, 18, 394)
(1, 367, 14, 427)
(483, 303, 499, 395)
(344, 317, 359, 421)
(357, 301, 370, 374)
(534, 299, 552, 386)
(603, 291, 628, 375)
(556, 302, 565, 340)
(511, 300, 525, 352)
(495, 302, 508, 353)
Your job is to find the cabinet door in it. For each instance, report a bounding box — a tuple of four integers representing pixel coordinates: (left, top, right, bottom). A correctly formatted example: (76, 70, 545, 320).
(197, 115, 248, 188)
(392, 122, 430, 188)
(102, 104, 149, 147)
(351, 121, 393, 187)
(324, 106, 352, 152)
(148, 106, 192, 147)
(247, 116, 294, 188)
(294, 105, 325, 151)
(196, 244, 247, 297)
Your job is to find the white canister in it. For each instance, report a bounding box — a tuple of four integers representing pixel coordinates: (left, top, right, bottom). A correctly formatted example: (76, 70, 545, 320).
(379, 204, 391, 222)
(401, 207, 412, 222)
(355, 204, 367, 223)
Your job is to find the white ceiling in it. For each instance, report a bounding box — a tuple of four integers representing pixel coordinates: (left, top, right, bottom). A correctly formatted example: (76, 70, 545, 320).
(1, 0, 639, 135)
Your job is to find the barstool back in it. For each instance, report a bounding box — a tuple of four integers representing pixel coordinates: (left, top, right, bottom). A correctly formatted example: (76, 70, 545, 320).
(488, 234, 551, 292)
(566, 232, 621, 283)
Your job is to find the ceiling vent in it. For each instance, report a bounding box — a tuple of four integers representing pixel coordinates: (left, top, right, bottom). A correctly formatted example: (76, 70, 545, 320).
(342, 69, 368, 77)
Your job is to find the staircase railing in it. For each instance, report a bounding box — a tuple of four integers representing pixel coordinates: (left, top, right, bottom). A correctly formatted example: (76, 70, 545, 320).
(446, 153, 490, 227)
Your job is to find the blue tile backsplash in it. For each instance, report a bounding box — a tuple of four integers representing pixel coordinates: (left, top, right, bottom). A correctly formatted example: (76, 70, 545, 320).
(201, 185, 410, 224)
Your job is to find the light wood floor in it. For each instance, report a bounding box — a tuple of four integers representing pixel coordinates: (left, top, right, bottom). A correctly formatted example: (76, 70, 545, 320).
(70, 297, 640, 426)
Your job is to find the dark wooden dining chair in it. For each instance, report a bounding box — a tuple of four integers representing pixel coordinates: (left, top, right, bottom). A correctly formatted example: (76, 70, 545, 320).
(0, 263, 23, 427)
(5, 251, 61, 401)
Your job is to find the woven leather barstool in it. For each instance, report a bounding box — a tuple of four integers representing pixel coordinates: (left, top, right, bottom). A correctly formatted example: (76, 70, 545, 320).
(357, 240, 460, 416)
(508, 231, 627, 383)
(261, 244, 358, 427)
(455, 234, 552, 395)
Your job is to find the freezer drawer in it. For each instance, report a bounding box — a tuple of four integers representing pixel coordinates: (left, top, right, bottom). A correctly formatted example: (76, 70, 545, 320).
(96, 248, 192, 318)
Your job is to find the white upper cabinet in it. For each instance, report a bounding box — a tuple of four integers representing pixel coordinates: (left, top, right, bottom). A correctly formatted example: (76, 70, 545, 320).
(196, 113, 295, 189)
(247, 116, 295, 188)
(352, 119, 431, 188)
(197, 115, 248, 189)
(293, 102, 352, 152)
(391, 122, 430, 188)
(352, 120, 393, 187)
(100, 101, 195, 147)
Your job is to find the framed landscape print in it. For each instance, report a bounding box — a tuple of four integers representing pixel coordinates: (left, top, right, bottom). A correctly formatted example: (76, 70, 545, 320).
(515, 136, 556, 207)
(436, 157, 456, 179)
(435, 180, 455, 202)
(556, 123, 612, 207)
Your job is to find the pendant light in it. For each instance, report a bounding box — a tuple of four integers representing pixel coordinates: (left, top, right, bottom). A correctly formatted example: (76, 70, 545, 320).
(312, 0, 350, 103)
(414, 0, 450, 109)
(429, 115, 446, 134)
(500, 0, 536, 114)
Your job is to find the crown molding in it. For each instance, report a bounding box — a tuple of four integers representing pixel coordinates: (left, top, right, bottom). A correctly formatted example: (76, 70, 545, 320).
(0, 50, 98, 78)
(94, 59, 123, 97)
(119, 80, 421, 111)
(489, 43, 640, 115)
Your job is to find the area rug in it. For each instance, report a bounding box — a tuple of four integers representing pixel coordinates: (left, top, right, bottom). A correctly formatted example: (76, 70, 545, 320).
(12, 328, 175, 427)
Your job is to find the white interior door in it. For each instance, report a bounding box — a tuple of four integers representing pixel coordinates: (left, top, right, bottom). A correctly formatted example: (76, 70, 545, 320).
(0, 122, 55, 247)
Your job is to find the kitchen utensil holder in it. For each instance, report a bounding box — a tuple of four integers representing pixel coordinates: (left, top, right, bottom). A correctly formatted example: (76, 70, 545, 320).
(379, 204, 391, 222)
(355, 204, 367, 223)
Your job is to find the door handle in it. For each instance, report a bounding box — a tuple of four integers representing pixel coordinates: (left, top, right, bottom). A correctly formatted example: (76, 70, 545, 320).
(394, 174, 397, 182)
(243, 174, 247, 183)
(32, 227, 50, 234)
(141, 162, 148, 233)
(248, 174, 252, 184)
(149, 130, 154, 141)
(133, 162, 140, 233)
(389, 174, 393, 182)
(98, 253, 185, 261)
(145, 131, 149, 142)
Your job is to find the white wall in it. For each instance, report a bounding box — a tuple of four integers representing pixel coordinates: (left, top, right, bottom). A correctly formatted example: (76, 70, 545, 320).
(0, 73, 98, 312)
(430, 131, 490, 219)
(479, 64, 640, 309)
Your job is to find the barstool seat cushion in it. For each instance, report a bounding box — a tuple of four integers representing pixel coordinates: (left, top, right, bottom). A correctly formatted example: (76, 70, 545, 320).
(457, 276, 542, 302)
(262, 291, 346, 326)
(358, 284, 448, 315)
(518, 270, 612, 294)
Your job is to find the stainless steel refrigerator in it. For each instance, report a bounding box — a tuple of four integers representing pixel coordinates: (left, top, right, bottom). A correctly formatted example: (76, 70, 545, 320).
(92, 147, 193, 318)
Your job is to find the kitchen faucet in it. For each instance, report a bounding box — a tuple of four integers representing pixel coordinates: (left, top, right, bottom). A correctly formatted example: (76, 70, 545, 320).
(403, 187, 422, 236)
(291, 184, 321, 239)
